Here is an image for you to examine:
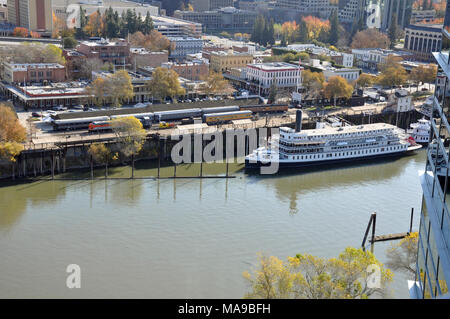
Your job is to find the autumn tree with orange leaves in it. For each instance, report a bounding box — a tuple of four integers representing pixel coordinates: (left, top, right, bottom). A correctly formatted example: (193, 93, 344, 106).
(84, 10, 104, 37)
(302, 16, 330, 40)
(12, 27, 28, 37)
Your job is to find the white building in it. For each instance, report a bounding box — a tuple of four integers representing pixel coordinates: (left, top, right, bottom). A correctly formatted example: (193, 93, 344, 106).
(387, 89, 412, 113)
(168, 37, 204, 60)
(352, 48, 413, 72)
(323, 68, 360, 82)
(285, 44, 354, 68)
(245, 62, 303, 95)
(309, 59, 360, 82)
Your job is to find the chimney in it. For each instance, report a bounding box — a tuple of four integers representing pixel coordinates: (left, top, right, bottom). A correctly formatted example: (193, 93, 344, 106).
(295, 110, 302, 132)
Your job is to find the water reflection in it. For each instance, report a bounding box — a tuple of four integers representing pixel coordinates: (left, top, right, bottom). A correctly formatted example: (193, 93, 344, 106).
(251, 151, 426, 216)
(0, 180, 68, 230)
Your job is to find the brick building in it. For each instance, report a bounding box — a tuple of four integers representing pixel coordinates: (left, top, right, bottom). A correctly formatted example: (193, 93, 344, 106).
(161, 61, 209, 81)
(63, 50, 87, 80)
(130, 48, 168, 68)
(2, 62, 66, 84)
(76, 38, 130, 67)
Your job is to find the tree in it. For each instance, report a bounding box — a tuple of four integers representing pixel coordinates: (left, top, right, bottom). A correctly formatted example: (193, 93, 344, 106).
(251, 15, 266, 45)
(63, 36, 78, 49)
(302, 16, 330, 41)
(87, 142, 116, 178)
(268, 81, 278, 104)
(108, 70, 134, 107)
(0, 105, 27, 144)
(110, 117, 146, 178)
(243, 247, 393, 299)
(324, 76, 354, 106)
(85, 77, 107, 106)
(295, 19, 309, 43)
(104, 7, 120, 38)
(142, 12, 154, 35)
(12, 27, 28, 37)
(243, 254, 294, 299)
(409, 66, 423, 91)
(422, 64, 438, 89)
(302, 69, 324, 98)
(351, 29, 390, 49)
(388, 13, 398, 49)
(219, 31, 231, 39)
(377, 57, 408, 87)
(357, 73, 375, 89)
(84, 10, 104, 37)
(147, 67, 185, 102)
(385, 232, 418, 277)
(86, 70, 134, 107)
(199, 71, 232, 97)
(0, 105, 26, 178)
(12, 43, 65, 65)
(328, 10, 339, 46)
(129, 30, 171, 52)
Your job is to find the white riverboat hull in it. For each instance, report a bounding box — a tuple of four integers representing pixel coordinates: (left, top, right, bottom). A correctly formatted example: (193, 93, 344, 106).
(245, 145, 422, 170)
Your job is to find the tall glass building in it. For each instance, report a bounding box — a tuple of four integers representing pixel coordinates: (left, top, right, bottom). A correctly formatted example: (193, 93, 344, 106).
(412, 0, 450, 299)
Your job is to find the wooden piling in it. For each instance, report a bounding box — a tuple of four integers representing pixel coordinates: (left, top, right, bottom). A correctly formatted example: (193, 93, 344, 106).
(90, 156, 94, 180)
(51, 152, 55, 180)
(226, 161, 229, 177)
(371, 213, 377, 243)
(410, 208, 414, 234)
(157, 136, 161, 179)
(361, 212, 376, 248)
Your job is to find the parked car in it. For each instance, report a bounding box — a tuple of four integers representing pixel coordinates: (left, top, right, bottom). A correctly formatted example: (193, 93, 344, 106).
(53, 105, 66, 111)
(31, 112, 41, 117)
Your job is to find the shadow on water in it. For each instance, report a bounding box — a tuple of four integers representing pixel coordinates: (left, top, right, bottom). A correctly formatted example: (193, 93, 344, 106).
(244, 151, 424, 182)
(0, 180, 69, 230)
(244, 150, 426, 216)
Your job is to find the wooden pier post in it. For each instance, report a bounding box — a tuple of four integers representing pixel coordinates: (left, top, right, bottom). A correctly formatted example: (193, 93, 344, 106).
(157, 136, 161, 179)
(23, 153, 26, 177)
(361, 212, 376, 249)
(40, 152, 43, 175)
(90, 155, 94, 180)
(131, 154, 135, 179)
(410, 208, 414, 234)
(371, 213, 377, 243)
(63, 152, 66, 173)
(51, 151, 55, 180)
(226, 161, 229, 177)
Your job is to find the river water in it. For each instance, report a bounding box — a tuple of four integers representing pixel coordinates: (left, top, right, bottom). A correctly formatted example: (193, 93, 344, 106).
(0, 150, 426, 298)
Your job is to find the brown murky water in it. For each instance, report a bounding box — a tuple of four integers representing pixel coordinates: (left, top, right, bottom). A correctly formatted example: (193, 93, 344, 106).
(0, 151, 426, 298)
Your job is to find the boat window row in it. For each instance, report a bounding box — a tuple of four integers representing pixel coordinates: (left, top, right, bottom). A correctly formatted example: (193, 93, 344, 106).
(286, 145, 406, 160)
(280, 148, 323, 154)
(285, 129, 393, 141)
(331, 142, 380, 150)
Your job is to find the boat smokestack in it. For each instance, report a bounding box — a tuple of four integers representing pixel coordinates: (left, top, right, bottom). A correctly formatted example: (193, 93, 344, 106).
(295, 110, 303, 132)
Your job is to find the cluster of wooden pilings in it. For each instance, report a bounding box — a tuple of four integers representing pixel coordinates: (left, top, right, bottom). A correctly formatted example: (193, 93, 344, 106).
(2, 128, 272, 181)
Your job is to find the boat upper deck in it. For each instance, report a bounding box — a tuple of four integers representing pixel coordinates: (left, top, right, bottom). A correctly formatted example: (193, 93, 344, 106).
(280, 123, 399, 141)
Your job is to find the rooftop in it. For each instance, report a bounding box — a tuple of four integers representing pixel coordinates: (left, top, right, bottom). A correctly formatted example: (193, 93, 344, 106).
(281, 123, 397, 137)
(80, 38, 128, 47)
(248, 62, 301, 71)
(6, 63, 65, 71)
